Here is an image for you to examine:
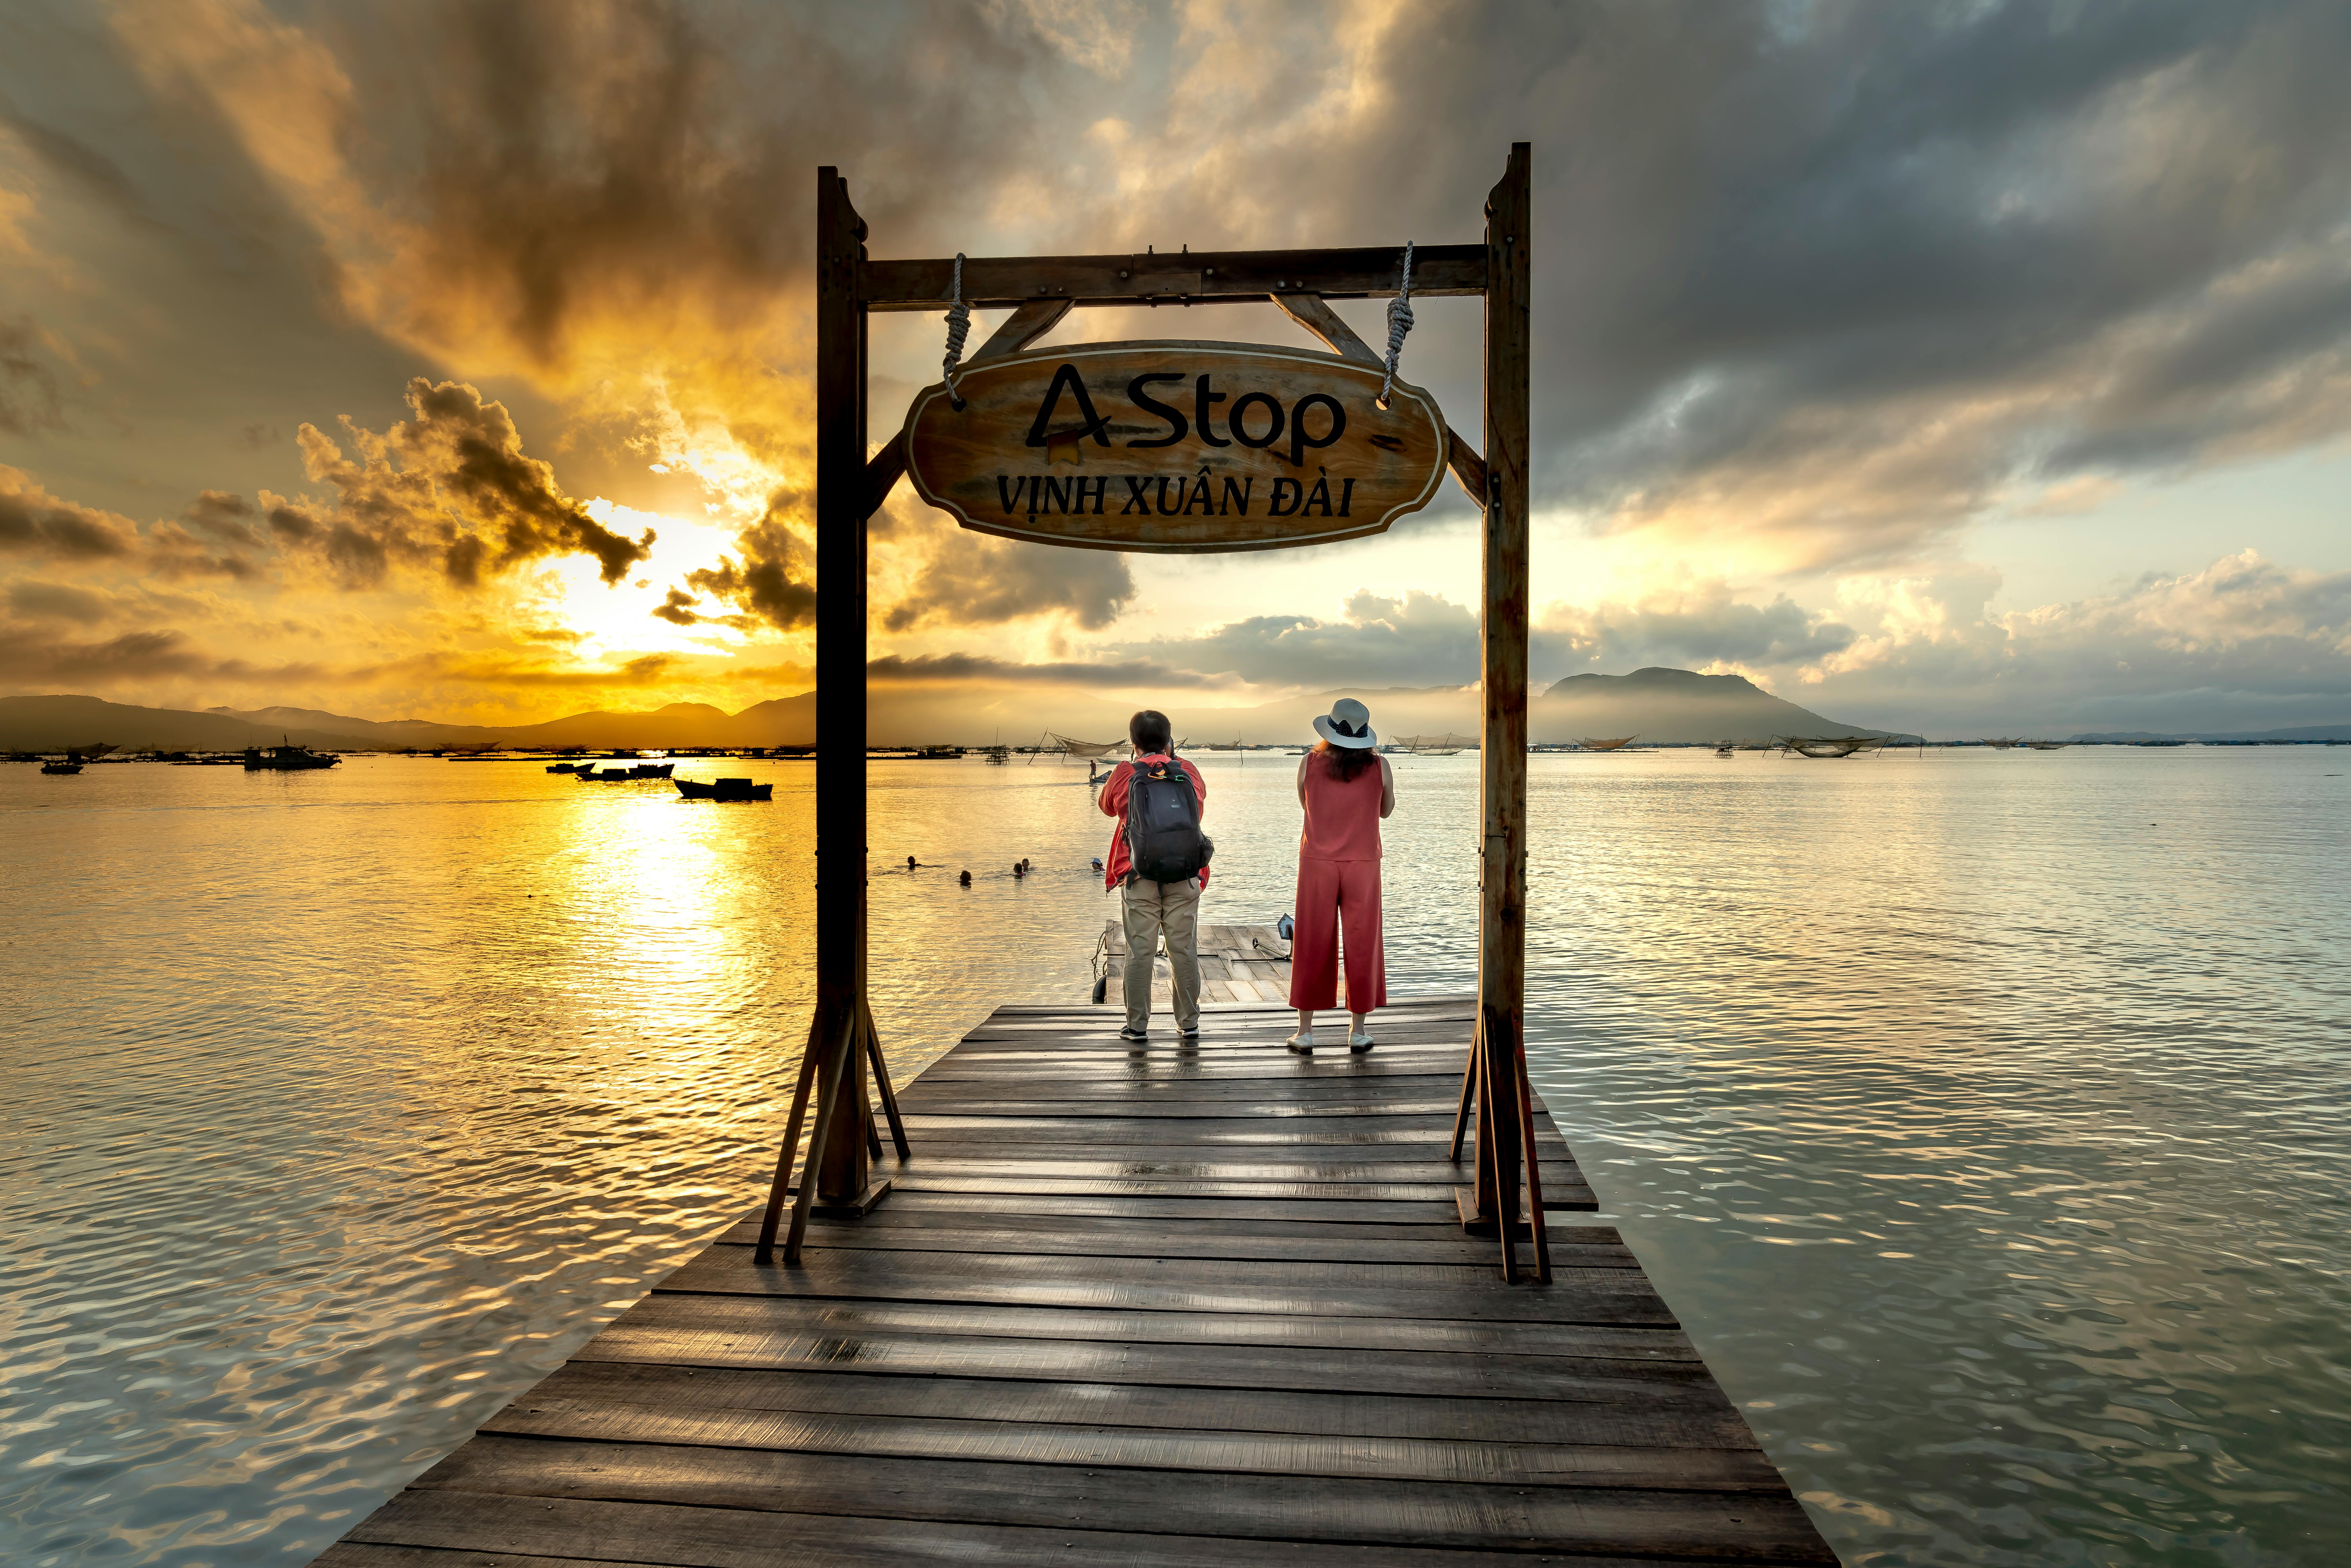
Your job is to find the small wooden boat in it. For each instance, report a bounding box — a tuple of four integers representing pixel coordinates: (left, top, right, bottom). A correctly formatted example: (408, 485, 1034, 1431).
(244, 741, 339, 770)
(676, 777, 772, 801)
(41, 760, 83, 774)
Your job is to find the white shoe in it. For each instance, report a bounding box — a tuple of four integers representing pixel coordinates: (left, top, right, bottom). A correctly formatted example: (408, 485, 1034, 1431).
(1348, 1030, 1374, 1053)
(1284, 1030, 1315, 1054)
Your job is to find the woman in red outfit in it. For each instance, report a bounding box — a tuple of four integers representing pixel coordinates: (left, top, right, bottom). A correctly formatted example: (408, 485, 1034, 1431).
(1287, 697, 1395, 1054)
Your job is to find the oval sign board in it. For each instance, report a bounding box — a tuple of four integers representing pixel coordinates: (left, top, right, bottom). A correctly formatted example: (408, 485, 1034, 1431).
(902, 341, 1448, 553)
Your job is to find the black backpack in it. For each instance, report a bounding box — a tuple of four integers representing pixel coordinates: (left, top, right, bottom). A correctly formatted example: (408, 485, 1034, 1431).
(1124, 755, 1214, 884)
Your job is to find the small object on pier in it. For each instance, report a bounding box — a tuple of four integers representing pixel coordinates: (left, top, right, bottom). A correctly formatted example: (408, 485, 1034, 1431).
(958, 870, 971, 887)
(1278, 912, 1294, 940)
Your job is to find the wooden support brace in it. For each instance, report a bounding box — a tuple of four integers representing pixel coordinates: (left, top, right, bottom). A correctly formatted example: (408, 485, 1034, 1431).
(970, 297, 1072, 362)
(1275, 291, 1490, 512)
(1447, 428, 1488, 509)
(863, 433, 905, 520)
(861, 994, 911, 1160)
(752, 1014, 823, 1265)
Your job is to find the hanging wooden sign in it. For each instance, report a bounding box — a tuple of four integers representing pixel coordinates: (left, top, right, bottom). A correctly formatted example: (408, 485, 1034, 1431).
(901, 341, 1449, 553)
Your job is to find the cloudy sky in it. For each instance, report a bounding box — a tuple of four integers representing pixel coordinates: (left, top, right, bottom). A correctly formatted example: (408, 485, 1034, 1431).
(4, 0, 2349, 736)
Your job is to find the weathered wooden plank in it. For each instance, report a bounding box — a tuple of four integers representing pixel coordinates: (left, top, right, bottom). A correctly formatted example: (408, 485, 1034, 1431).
(751, 1172, 1598, 1209)
(480, 1398, 1780, 1490)
(705, 1224, 1626, 1269)
(601, 1288, 1697, 1362)
(399, 1439, 1840, 1562)
(895, 1096, 1503, 1119)
(578, 1296, 1709, 1388)
(653, 1257, 1669, 1329)
(892, 1137, 1577, 1167)
(722, 1206, 1621, 1246)
(524, 1361, 1760, 1449)
(345, 1489, 1686, 1568)
(863, 244, 1489, 311)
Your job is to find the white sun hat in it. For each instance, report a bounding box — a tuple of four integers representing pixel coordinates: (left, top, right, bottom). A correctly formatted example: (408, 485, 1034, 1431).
(1312, 697, 1378, 749)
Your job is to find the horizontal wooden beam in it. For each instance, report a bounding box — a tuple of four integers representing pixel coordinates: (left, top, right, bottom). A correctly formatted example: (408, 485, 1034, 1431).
(864, 245, 1484, 311)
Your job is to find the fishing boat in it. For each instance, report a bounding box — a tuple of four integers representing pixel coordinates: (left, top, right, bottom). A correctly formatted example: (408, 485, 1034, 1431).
(675, 777, 773, 801)
(244, 740, 339, 770)
(2022, 740, 2070, 751)
(1579, 736, 1637, 752)
(1713, 740, 1736, 757)
(577, 762, 676, 781)
(40, 759, 82, 774)
(1394, 732, 1476, 757)
(1981, 738, 2021, 749)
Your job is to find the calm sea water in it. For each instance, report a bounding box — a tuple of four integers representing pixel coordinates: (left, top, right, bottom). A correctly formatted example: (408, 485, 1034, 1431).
(2, 747, 2346, 1565)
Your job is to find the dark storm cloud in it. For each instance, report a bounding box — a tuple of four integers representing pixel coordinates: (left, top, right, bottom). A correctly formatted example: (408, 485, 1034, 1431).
(293, 378, 652, 587)
(1095, 585, 1856, 689)
(0, 465, 138, 559)
(681, 486, 815, 630)
(1545, 594, 1858, 675)
(882, 516, 1136, 633)
(6, 578, 109, 622)
(0, 318, 65, 436)
(312, 0, 1061, 374)
(1077, 0, 2351, 567)
(1106, 591, 1478, 687)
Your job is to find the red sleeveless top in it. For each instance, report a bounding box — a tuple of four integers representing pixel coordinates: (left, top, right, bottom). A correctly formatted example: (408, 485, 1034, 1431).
(1300, 749, 1382, 861)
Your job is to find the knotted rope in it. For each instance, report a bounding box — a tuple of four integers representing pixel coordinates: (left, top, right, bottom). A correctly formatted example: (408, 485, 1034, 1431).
(942, 252, 972, 410)
(1377, 240, 1415, 410)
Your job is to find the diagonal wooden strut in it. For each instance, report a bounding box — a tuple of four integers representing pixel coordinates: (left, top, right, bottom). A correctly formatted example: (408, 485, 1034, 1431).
(1274, 291, 1488, 508)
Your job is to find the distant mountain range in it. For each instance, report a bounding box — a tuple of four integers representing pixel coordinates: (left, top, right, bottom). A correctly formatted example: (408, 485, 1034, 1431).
(0, 694, 817, 752)
(2065, 725, 2351, 743)
(1, 668, 1902, 752)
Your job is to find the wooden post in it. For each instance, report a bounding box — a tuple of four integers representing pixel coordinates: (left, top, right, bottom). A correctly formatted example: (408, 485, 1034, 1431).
(804, 167, 886, 1243)
(1468, 144, 1532, 1266)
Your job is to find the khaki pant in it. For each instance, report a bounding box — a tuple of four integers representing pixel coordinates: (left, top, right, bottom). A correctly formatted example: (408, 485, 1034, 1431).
(1121, 875, 1202, 1033)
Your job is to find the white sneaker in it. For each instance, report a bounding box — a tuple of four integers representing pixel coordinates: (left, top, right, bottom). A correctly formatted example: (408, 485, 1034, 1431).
(1348, 1030, 1374, 1053)
(1284, 1030, 1315, 1054)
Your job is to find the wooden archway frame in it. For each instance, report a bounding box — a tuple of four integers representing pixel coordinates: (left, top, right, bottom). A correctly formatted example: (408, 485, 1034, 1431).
(755, 143, 1548, 1282)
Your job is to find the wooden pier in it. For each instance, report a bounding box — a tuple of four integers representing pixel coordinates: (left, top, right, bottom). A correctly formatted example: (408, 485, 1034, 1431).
(324, 999, 1834, 1566)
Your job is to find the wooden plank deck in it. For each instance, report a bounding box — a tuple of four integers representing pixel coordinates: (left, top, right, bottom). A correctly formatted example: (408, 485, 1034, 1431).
(1101, 921, 1303, 1008)
(322, 999, 1835, 1566)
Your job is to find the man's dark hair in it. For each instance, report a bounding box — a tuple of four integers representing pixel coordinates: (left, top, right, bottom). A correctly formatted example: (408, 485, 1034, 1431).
(1129, 709, 1173, 753)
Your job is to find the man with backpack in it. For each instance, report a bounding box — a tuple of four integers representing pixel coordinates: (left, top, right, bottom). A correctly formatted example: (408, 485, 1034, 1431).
(1097, 710, 1212, 1042)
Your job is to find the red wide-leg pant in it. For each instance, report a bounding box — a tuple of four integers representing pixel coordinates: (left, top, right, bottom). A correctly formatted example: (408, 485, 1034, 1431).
(1288, 857, 1386, 1012)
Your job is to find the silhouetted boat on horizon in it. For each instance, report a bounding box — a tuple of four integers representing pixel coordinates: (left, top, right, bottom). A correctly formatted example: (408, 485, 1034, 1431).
(244, 740, 338, 770)
(675, 777, 772, 801)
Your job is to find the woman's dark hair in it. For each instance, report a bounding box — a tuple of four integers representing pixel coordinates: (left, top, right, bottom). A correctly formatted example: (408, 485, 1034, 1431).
(1315, 739, 1378, 781)
(1129, 709, 1173, 753)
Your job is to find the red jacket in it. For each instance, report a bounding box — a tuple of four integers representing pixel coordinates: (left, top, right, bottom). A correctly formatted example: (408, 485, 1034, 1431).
(1097, 754, 1209, 889)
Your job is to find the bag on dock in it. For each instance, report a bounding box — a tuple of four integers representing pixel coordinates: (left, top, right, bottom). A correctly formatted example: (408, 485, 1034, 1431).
(1124, 755, 1213, 884)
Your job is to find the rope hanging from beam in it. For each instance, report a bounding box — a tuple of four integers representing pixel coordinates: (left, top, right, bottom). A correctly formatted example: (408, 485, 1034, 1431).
(1377, 240, 1415, 410)
(941, 253, 972, 409)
